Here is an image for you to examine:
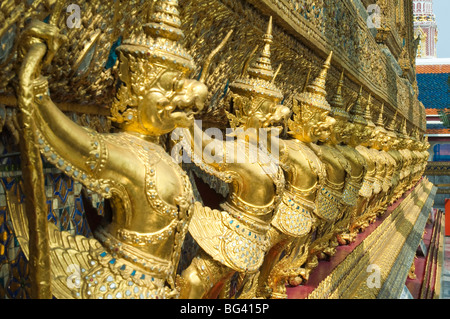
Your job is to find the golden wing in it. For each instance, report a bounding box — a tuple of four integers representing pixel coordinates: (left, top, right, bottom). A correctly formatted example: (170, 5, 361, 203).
(8, 186, 171, 299)
(189, 202, 268, 273)
(6, 186, 102, 299)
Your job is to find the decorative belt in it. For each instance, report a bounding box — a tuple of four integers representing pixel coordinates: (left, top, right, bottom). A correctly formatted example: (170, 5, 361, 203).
(95, 227, 173, 277)
(341, 178, 361, 207)
(315, 186, 343, 221)
(91, 227, 176, 299)
(358, 178, 372, 198)
(228, 193, 276, 217)
(116, 218, 180, 247)
(271, 190, 315, 237)
(221, 201, 272, 233)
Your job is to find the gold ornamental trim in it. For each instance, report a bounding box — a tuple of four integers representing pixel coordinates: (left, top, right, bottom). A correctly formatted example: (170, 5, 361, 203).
(307, 178, 436, 299)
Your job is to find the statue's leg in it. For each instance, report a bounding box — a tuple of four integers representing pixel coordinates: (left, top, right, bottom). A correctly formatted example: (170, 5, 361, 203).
(235, 271, 261, 299)
(337, 205, 358, 244)
(256, 228, 288, 298)
(179, 249, 235, 299)
(269, 235, 311, 298)
(309, 220, 330, 260)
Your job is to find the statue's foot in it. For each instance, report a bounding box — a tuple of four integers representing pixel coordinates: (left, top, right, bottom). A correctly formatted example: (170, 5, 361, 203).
(337, 233, 352, 245)
(287, 275, 305, 287)
(256, 287, 272, 299)
(323, 246, 336, 258)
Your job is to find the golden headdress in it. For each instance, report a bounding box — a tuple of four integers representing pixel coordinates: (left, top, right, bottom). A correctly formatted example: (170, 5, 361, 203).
(386, 110, 398, 138)
(226, 16, 283, 128)
(410, 126, 419, 142)
(228, 16, 283, 102)
(329, 71, 349, 120)
(117, 0, 195, 74)
(349, 86, 367, 126)
(111, 0, 196, 123)
(396, 117, 408, 139)
(375, 103, 387, 134)
(402, 118, 408, 136)
(295, 51, 333, 112)
(386, 110, 397, 132)
(363, 93, 376, 128)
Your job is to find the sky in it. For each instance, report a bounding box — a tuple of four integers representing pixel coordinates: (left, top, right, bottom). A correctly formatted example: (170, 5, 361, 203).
(434, 0, 450, 58)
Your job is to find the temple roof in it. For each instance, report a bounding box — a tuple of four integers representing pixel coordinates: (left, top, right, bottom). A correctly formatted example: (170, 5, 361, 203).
(416, 72, 449, 110)
(417, 64, 450, 74)
(416, 60, 450, 137)
(425, 108, 439, 115)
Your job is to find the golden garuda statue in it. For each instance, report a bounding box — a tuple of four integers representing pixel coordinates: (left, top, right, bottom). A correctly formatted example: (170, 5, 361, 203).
(329, 72, 367, 247)
(176, 16, 288, 299)
(305, 53, 353, 262)
(10, 0, 230, 299)
(338, 87, 376, 244)
(256, 52, 337, 299)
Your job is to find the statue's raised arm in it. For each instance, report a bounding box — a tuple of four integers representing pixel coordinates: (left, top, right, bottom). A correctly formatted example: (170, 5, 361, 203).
(17, 20, 107, 182)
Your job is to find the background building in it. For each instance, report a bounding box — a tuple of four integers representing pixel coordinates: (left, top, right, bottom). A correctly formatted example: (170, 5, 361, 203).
(415, 0, 450, 209)
(414, 0, 438, 58)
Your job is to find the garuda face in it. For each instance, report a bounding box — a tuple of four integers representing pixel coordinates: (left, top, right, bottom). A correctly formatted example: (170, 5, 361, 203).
(288, 100, 336, 143)
(229, 95, 290, 131)
(330, 116, 354, 145)
(349, 121, 367, 147)
(113, 57, 209, 136)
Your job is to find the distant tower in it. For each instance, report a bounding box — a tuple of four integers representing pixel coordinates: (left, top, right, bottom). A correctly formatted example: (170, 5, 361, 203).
(413, 0, 438, 58)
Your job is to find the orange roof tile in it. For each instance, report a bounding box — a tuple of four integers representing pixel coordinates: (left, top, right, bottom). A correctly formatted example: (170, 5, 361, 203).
(426, 108, 439, 115)
(416, 64, 450, 74)
(427, 128, 450, 134)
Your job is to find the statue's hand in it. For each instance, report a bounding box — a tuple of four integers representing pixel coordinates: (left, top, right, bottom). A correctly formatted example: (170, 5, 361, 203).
(18, 20, 67, 76)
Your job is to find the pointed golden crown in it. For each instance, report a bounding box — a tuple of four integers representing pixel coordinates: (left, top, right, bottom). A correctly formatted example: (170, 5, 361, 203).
(402, 118, 408, 136)
(363, 94, 375, 127)
(349, 86, 367, 126)
(375, 103, 384, 126)
(111, 0, 197, 124)
(386, 110, 397, 132)
(228, 16, 283, 102)
(374, 103, 388, 137)
(396, 117, 408, 138)
(410, 127, 419, 141)
(295, 51, 333, 112)
(116, 0, 196, 75)
(330, 71, 349, 120)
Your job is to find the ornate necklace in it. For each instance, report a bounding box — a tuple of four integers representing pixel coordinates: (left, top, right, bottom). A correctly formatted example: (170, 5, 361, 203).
(104, 132, 194, 219)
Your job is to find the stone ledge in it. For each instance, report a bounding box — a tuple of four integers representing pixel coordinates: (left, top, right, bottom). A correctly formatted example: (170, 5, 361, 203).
(287, 178, 437, 299)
